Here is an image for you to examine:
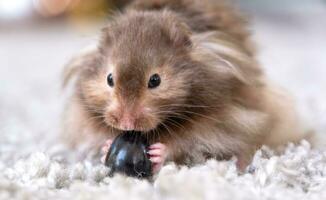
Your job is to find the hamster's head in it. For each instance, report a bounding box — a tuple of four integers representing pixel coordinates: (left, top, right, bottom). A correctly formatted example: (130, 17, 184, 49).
(79, 11, 197, 132)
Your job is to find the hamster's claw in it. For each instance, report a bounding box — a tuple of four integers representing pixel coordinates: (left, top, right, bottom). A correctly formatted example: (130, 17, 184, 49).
(101, 139, 113, 163)
(148, 143, 168, 173)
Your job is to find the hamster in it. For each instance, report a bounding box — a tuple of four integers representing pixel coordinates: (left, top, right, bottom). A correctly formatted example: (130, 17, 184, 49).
(62, 0, 307, 171)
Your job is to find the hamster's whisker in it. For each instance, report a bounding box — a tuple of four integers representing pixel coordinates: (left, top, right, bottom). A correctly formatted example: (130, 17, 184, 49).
(159, 121, 174, 139)
(145, 112, 162, 142)
(83, 114, 106, 129)
(108, 121, 115, 136)
(156, 104, 220, 109)
(150, 111, 190, 141)
(181, 110, 222, 124)
(165, 118, 186, 132)
(82, 105, 103, 113)
(157, 111, 222, 125)
(78, 100, 105, 113)
(153, 110, 199, 127)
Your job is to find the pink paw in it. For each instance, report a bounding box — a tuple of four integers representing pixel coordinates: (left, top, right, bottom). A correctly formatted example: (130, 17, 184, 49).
(101, 139, 113, 163)
(236, 154, 249, 172)
(147, 143, 168, 174)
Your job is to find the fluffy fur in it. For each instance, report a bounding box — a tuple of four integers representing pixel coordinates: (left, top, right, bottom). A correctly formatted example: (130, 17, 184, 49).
(62, 0, 307, 167)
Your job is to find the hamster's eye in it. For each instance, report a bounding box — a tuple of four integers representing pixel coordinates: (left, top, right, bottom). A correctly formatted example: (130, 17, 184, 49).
(148, 74, 161, 89)
(107, 73, 114, 87)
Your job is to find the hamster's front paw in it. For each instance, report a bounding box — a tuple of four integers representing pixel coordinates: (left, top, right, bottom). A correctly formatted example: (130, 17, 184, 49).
(236, 153, 250, 172)
(101, 139, 113, 163)
(147, 143, 168, 173)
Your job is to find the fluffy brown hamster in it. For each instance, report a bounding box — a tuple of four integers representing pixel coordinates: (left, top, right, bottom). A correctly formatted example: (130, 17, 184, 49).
(62, 0, 307, 171)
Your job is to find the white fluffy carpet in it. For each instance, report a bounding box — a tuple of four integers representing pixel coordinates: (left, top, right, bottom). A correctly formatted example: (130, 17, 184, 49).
(2, 141, 326, 200)
(1, 1, 326, 199)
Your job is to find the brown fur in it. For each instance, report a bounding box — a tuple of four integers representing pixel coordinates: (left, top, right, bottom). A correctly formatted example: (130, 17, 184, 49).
(62, 0, 307, 166)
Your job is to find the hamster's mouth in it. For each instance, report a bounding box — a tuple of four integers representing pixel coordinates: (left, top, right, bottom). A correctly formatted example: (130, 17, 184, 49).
(115, 123, 163, 134)
(117, 127, 157, 133)
(115, 125, 159, 133)
(106, 116, 172, 134)
(107, 121, 159, 133)
(116, 120, 162, 133)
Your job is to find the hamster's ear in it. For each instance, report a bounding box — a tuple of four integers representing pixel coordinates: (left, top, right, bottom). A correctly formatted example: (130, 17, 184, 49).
(100, 23, 118, 51)
(100, 26, 112, 47)
(62, 45, 99, 88)
(170, 21, 192, 48)
(162, 11, 192, 49)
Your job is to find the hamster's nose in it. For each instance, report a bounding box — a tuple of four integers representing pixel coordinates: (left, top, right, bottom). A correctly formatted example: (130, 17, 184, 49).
(119, 113, 135, 131)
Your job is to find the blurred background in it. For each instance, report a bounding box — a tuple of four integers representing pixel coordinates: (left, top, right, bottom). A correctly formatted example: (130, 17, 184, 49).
(0, 0, 326, 160)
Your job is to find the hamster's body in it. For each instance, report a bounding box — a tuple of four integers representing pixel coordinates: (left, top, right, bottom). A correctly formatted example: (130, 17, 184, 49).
(62, 0, 307, 168)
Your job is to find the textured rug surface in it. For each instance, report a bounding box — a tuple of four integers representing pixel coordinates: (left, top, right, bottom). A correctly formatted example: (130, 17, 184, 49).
(1, 1, 326, 200)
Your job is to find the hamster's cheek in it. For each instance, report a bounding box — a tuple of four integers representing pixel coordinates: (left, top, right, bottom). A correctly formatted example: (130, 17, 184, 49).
(81, 77, 110, 107)
(146, 72, 188, 99)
